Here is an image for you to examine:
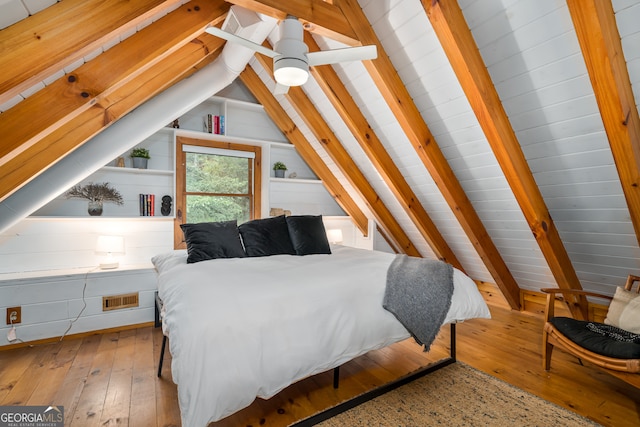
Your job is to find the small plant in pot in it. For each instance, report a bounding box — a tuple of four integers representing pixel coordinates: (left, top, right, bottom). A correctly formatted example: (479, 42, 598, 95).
(66, 182, 124, 216)
(273, 161, 287, 178)
(130, 147, 150, 169)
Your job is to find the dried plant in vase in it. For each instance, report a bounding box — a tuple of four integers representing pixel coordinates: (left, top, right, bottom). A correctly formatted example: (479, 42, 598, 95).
(66, 182, 124, 216)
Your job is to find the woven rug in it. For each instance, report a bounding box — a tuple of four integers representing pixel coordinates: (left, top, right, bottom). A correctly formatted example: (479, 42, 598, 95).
(310, 362, 601, 427)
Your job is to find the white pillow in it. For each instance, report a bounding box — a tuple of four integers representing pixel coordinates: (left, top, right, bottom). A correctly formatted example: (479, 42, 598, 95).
(151, 250, 188, 274)
(604, 286, 640, 334)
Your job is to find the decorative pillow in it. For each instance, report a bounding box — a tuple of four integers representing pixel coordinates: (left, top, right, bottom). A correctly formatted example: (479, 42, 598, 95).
(151, 250, 188, 273)
(285, 215, 331, 256)
(238, 215, 295, 257)
(180, 221, 246, 263)
(551, 317, 640, 359)
(605, 286, 640, 334)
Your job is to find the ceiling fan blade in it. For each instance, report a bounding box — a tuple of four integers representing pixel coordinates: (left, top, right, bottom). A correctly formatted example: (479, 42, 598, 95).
(307, 45, 377, 66)
(205, 26, 278, 58)
(273, 83, 290, 95)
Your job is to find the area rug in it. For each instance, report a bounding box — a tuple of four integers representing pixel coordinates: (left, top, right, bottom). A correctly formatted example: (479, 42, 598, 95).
(307, 362, 601, 426)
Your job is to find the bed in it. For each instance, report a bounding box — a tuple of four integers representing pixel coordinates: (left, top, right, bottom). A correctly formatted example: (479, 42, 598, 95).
(152, 216, 491, 426)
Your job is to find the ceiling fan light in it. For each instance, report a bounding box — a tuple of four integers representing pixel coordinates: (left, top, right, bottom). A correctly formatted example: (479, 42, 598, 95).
(273, 57, 309, 86)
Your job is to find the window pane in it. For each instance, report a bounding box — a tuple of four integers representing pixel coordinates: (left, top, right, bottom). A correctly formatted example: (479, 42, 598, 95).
(186, 195, 251, 224)
(185, 152, 249, 194)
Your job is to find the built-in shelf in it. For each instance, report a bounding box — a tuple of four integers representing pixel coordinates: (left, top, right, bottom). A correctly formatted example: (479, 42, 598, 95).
(101, 166, 173, 176)
(270, 177, 322, 184)
(32, 93, 342, 219)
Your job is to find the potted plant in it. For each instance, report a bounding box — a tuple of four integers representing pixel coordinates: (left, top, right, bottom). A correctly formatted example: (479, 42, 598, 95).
(273, 161, 287, 178)
(130, 147, 150, 169)
(66, 182, 124, 216)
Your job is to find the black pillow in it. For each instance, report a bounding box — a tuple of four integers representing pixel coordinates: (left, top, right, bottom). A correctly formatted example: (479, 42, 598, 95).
(551, 317, 640, 359)
(238, 215, 295, 257)
(180, 221, 246, 263)
(286, 215, 331, 255)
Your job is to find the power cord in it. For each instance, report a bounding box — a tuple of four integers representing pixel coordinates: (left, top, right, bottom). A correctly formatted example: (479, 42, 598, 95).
(7, 312, 24, 344)
(59, 266, 99, 342)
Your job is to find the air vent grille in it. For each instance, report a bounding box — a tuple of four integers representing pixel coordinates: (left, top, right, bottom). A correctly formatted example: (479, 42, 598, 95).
(102, 292, 139, 311)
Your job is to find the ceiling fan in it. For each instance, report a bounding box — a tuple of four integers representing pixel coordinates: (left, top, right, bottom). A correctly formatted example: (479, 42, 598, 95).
(205, 15, 377, 94)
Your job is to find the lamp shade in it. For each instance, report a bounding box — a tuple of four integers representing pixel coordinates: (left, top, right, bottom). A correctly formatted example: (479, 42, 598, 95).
(96, 235, 124, 269)
(96, 235, 124, 254)
(326, 229, 343, 244)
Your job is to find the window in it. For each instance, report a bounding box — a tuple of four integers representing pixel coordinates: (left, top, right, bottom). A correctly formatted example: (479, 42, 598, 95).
(175, 137, 262, 248)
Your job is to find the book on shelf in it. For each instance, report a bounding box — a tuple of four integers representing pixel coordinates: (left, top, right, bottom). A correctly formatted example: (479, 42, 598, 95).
(204, 114, 225, 135)
(139, 194, 155, 216)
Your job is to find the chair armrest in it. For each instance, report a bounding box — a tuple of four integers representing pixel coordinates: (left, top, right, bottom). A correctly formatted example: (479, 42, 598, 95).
(541, 288, 614, 300)
(540, 288, 613, 322)
(625, 275, 640, 293)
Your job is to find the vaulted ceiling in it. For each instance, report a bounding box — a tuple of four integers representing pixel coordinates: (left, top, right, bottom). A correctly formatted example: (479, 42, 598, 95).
(1, 0, 639, 311)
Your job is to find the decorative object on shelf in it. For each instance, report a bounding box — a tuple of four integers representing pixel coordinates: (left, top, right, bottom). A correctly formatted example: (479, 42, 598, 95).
(161, 195, 172, 216)
(65, 182, 124, 216)
(288, 172, 297, 179)
(327, 229, 344, 245)
(116, 157, 125, 167)
(273, 161, 287, 178)
(269, 207, 291, 217)
(172, 118, 180, 128)
(130, 147, 150, 169)
(95, 235, 125, 269)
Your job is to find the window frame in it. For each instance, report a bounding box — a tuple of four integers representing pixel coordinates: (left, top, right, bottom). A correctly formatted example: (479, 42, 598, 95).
(174, 136, 262, 249)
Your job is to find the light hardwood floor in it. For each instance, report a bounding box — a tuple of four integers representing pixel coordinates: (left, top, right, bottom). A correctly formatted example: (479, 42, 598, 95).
(1, 302, 638, 427)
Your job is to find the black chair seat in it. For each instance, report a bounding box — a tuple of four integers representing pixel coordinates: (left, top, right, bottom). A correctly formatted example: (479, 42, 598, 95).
(550, 317, 640, 360)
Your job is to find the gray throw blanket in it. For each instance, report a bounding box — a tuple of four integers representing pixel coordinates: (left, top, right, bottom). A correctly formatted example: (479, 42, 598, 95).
(383, 255, 454, 351)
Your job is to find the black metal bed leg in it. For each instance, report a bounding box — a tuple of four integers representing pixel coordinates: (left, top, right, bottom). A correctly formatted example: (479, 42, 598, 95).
(158, 334, 167, 378)
(450, 322, 456, 362)
(333, 366, 340, 389)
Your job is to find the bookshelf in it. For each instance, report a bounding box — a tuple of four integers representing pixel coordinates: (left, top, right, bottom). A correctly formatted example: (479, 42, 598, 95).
(31, 96, 344, 218)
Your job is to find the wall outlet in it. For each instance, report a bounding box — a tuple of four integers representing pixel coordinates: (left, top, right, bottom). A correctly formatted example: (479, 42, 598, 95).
(6, 306, 21, 325)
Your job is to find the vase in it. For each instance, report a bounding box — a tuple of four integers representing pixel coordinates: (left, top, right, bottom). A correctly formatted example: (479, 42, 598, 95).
(132, 157, 148, 169)
(88, 200, 103, 216)
(274, 169, 285, 178)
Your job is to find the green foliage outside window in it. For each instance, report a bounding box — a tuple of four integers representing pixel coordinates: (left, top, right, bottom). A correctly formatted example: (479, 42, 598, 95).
(185, 152, 252, 223)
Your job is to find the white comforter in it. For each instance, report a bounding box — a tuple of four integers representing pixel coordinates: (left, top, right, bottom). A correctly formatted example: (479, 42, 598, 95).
(152, 245, 490, 426)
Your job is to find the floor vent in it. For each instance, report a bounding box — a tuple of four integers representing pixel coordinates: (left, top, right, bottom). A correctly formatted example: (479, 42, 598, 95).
(102, 292, 139, 311)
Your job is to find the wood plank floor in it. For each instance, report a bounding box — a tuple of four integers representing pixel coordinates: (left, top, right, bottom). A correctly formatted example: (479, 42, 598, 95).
(1, 302, 639, 427)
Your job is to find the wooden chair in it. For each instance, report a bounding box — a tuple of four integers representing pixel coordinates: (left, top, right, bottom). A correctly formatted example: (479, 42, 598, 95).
(542, 275, 640, 374)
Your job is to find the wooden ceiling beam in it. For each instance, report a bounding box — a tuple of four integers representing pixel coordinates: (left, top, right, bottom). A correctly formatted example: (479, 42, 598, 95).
(338, 0, 521, 308)
(0, 5, 229, 203)
(421, 1, 587, 318)
(304, 33, 464, 269)
(223, 0, 359, 45)
(239, 66, 370, 236)
(567, 0, 640, 247)
(253, 52, 421, 256)
(0, 1, 229, 169)
(0, 35, 225, 202)
(0, 0, 184, 105)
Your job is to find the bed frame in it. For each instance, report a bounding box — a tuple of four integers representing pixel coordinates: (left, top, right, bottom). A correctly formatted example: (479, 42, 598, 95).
(291, 323, 456, 426)
(155, 291, 456, 424)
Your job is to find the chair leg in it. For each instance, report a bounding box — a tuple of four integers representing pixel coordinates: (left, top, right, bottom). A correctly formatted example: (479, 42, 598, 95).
(158, 335, 167, 378)
(542, 331, 553, 371)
